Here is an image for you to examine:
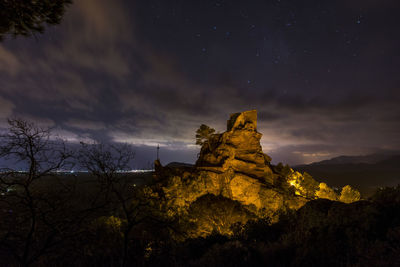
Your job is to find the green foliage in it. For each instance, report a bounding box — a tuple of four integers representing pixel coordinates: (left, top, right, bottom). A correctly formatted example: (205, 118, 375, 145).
(182, 194, 256, 238)
(168, 193, 400, 267)
(273, 162, 291, 177)
(272, 163, 293, 190)
(300, 172, 320, 198)
(233, 218, 278, 242)
(316, 182, 338, 200)
(0, 0, 72, 40)
(370, 185, 400, 205)
(340, 185, 361, 203)
(195, 124, 215, 147)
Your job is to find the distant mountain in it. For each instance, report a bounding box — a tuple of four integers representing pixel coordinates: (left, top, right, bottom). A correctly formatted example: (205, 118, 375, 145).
(295, 154, 400, 197)
(308, 153, 394, 165)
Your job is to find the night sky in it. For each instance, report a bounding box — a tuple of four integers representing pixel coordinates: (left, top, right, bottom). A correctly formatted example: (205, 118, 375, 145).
(0, 0, 399, 167)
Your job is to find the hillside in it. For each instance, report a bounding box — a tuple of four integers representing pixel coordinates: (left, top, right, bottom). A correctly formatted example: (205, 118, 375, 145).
(295, 155, 400, 197)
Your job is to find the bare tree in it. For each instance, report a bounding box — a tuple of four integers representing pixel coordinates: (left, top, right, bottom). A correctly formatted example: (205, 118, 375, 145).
(0, 119, 74, 266)
(0, 120, 176, 266)
(79, 142, 164, 267)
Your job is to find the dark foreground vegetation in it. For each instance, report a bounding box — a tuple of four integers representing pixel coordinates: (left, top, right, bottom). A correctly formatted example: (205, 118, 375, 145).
(1, 119, 399, 266)
(168, 190, 400, 267)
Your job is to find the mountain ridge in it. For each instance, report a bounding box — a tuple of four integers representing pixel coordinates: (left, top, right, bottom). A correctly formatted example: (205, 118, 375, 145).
(299, 152, 400, 166)
(295, 154, 400, 197)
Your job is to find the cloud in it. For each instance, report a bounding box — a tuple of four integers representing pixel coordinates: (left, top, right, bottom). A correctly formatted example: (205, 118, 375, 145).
(52, 128, 95, 143)
(0, 0, 136, 124)
(47, 0, 133, 78)
(16, 115, 55, 128)
(0, 96, 14, 118)
(0, 45, 20, 76)
(0, 0, 399, 165)
(64, 119, 106, 131)
(0, 96, 15, 127)
(116, 47, 400, 159)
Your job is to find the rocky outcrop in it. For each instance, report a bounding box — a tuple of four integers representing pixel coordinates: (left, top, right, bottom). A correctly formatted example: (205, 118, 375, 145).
(196, 110, 273, 183)
(153, 110, 360, 226)
(160, 168, 308, 220)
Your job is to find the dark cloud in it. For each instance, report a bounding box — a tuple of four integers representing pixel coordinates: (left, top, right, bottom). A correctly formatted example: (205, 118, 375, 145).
(0, 95, 15, 121)
(0, 0, 399, 166)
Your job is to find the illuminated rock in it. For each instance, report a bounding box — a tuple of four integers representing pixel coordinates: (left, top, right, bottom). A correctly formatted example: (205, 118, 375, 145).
(153, 110, 361, 237)
(161, 168, 308, 222)
(285, 170, 361, 203)
(286, 169, 319, 198)
(196, 110, 273, 183)
(227, 173, 308, 220)
(156, 111, 309, 219)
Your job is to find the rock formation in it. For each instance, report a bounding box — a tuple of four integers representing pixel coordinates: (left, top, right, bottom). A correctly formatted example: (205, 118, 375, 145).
(153, 110, 360, 233)
(196, 110, 273, 183)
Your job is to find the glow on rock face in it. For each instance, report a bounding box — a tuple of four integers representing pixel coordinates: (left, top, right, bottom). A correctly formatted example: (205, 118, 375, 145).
(287, 169, 304, 196)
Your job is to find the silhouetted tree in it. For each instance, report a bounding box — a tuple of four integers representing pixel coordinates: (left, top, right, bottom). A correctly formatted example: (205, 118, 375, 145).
(370, 185, 400, 205)
(0, 119, 74, 266)
(195, 124, 215, 147)
(0, 0, 72, 40)
(78, 143, 169, 267)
